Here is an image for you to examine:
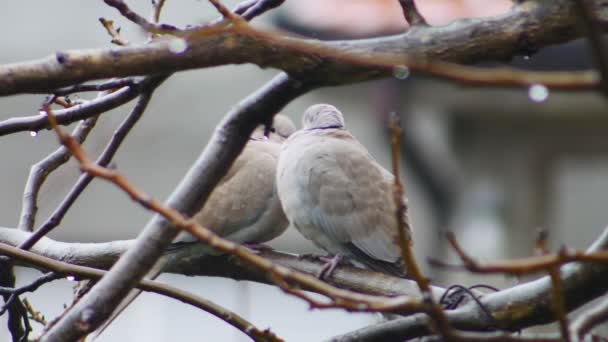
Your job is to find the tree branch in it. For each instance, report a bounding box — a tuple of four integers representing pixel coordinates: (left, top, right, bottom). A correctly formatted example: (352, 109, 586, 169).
(41, 73, 313, 341)
(329, 227, 608, 341)
(17, 117, 98, 232)
(19, 76, 165, 251)
(0, 243, 281, 342)
(0, 227, 442, 300)
(398, 0, 427, 26)
(0, 0, 605, 96)
(575, 0, 608, 96)
(0, 81, 142, 136)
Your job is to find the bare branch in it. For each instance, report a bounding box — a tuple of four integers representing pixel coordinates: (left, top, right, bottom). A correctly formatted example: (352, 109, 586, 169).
(0, 1, 603, 96)
(389, 115, 451, 337)
(99, 18, 130, 46)
(51, 78, 136, 96)
(330, 228, 608, 341)
(151, 0, 168, 23)
(398, 0, 427, 26)
(17, 117, 98, 232)
(575, 0, 608, 96)
(103, 0, 179, 33)
(22, 298, 47, 327)
(0, 227, 444, 299)
(0, 243, 281, 342)
(239, 0, 285, 21)
(429, 232, 608, 275)
(0, 273, 61, 312)
(571, 294, 608, 340)
(19, 76, 166, 251)
(0, 82, 142, 136)
(208, 0, 241, 21)
(41, 73, 313, 341)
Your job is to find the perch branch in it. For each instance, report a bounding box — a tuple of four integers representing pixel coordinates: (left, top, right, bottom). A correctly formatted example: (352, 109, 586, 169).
(0, 227, 444, 299)
(0, 243, 281, 342)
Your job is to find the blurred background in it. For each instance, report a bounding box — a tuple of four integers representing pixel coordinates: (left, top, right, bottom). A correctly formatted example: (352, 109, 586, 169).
(1, 0, 607, 340)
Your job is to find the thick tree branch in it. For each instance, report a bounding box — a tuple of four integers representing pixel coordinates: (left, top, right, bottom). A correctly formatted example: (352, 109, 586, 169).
(0, 243, 281, 342)
(0, 227, 443, 300)
(41, 73, 313, 342)
(330, 227, 608, 341)
(0, 0, 605, 96)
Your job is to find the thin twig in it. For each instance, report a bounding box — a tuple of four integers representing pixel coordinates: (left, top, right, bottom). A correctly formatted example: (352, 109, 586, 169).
(548, 263, 570, 341)
(151, 0, 167, 23)
(571, 294, 608, 340)
(208, 0, 244, 23)
(22, 298, 47, 326)
(0, 273, 62, 314)
(0, 82, 142, 136)
(17, 117, 98, 231)
(398, 0, 427, 26)
(0, 243, 282, 342)
(19, 76, 167, 251)
(240, 0, 284, 21)
(103, 0, 179, 33)
(52, 79, 136, 96)
(0, 263, 26, 342)
(574, 0, 608, 97)
(434, 231, 608, 275)
(388, 115, 452, 337)
(99, 18, 129, 46)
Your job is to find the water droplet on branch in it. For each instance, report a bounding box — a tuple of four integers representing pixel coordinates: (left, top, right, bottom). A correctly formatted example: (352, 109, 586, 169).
(528, 84, 549, 103)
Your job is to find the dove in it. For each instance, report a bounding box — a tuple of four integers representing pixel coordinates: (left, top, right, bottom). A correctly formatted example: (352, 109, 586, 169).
(276, 104, 412, 277)
(93, 114, 296, 339)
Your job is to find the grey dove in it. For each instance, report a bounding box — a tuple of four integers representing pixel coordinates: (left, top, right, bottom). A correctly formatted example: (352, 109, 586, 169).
(276, 104, 412, 277)
(93, 114, 296, 338)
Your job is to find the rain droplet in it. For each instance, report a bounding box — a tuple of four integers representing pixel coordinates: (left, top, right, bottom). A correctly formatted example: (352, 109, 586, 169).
(528, 84, 549, 103)
(29, 131, 38, 137)
(168, 38, 188, 54)
(393, 65, 410, 80)
(523, 55, 531, 60)
(66, 275, 76, 281)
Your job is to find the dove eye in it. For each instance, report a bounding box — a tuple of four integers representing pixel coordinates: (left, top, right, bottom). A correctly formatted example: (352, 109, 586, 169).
(270, 128, 276, 133)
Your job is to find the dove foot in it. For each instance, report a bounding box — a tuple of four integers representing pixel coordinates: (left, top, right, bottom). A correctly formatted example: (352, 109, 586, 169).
(317, 254, 344, 280)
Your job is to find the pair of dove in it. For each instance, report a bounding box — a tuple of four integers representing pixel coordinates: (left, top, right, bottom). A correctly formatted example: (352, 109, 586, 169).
(178, 104, 411, 276)
(93, 104, 411, 337)
(182, 103, 411, 277)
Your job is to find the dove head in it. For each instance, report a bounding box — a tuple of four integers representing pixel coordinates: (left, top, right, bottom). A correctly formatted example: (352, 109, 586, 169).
(250, 114, 296, 142)
(302, 104, 346, 130)
(270, 114, 296, 141)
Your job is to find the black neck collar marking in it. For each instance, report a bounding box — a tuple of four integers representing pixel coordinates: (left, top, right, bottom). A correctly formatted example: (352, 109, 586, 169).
(307, 125, 344, 130)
